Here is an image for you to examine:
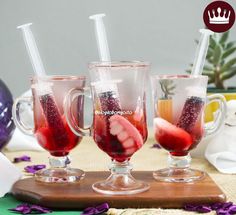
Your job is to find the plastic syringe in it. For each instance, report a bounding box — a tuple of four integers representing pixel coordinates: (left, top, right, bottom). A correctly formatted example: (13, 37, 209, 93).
(89, 13, 120, 95)
(191, 29, 214, 76)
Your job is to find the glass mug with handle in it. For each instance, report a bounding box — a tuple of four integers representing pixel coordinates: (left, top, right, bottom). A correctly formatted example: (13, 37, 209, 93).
(13, 75, 86, 183)
(65, 61, 150, 195)
(151, 75, 226, 182)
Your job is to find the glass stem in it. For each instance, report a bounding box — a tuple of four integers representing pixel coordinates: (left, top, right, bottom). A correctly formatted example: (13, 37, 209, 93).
(109, 159, 132, 174)
(106, 159, 136, 187)
(168, 153, 191, 169)
(49, 156, 71, 169)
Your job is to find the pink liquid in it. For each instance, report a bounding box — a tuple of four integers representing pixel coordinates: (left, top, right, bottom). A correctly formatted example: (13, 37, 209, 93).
(93, 112, 147, 162)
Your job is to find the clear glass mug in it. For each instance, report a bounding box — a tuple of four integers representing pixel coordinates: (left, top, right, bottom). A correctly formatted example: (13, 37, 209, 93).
(12, 76, 86, 183)
(151, 75, 226, 182)
(65, 61, 150, 195)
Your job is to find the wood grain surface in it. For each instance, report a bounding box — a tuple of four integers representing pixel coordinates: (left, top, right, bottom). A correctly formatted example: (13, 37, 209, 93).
(12, 171, 226, 209)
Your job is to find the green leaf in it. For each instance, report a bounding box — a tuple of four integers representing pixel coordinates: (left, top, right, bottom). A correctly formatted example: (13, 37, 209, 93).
(226, 41, 236, 49)
(202, 70, 214, 78)
(209, 36, 217, 49)
(186, 69, 191, 74)
(220, 67, 236, 80)
(203, 65, 214, 71)
(207, 57, 214, 64)
(221, 58, 236, 72)
(206, 50, 214, 60)
(208, 77, 215, 84)
(219, 31, 229, 45)
(213, 45, 222, 66)
(220, 59, 225, 67)
(222, 47, 236, 59)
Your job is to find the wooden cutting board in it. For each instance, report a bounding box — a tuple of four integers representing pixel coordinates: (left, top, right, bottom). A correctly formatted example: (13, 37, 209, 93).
(12, 171, 226, 209)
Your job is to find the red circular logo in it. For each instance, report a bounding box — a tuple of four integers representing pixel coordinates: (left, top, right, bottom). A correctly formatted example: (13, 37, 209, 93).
(203, 1, 235, 33)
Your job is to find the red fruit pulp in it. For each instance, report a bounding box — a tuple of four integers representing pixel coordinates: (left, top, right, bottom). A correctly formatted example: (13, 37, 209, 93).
(154, 117, 203, 156)
(93, 111, 147, 162)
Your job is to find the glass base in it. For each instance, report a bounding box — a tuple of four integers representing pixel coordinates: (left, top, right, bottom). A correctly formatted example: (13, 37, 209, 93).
(92, 174, 150, 195)
(92, 160, 150, 195)
(153, 167, 205, 183)
(35, 168, 85, 183)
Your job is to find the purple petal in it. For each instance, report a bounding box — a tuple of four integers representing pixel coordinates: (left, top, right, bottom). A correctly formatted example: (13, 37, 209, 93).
(81, 203, 109, 215)
(211, 203, 224, 210)
(229, 205, 236, 214)
(9, 204, 31, 214)
(222, 202, 233, 210)
(217, 209, 230, 215)
(24, 164, 46, 174)
(196, 205, 212, 213)
(9, 204, 52, 214)
(14, 155, 31, 163)
(95, 203, 109, 213)
(184, 204, 198, 211)
(151, 143, 161, 149)
(81, 207, 97, 215)
(31, 205, 52, 213)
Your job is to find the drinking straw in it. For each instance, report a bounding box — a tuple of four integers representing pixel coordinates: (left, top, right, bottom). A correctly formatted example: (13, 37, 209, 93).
(17, 23, 46, 77)
(191, 29, 214, 76)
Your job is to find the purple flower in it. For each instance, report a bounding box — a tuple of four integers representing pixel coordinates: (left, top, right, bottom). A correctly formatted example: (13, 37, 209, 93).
(9, 204, 31, 214)
(184, 204, 211, 213)
(217, 208, 230, 215)
(184, 204, 198, 211)
(30, 205, 52, 213)
(13, 155, 31, 163)
(196, 205, 212, 213)
(222, 202, 233, 210)
(184, 202, 236, 214)
(81, 203, 109, 215)
(151, 143, 161, 149)
(9, 204, 51, 214)
(211, 203, 224, 210)
(228, 205, 236, 214)
(24, 164, 46, 174)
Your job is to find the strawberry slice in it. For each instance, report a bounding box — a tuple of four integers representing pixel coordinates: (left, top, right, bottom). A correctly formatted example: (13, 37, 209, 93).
(109, 115, 143, 152)
(154, 117, 193, 152)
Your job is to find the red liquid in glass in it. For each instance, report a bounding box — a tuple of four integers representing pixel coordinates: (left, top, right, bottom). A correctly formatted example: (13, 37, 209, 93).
(94, 111, 147, 162)
(35, 94, 81, 157)
(154, 96, 204, 156)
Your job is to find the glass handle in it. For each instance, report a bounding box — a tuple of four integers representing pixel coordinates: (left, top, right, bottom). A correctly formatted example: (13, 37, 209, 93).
(64, 88, 92, 137)
(12, 96, 34, 136)
(204, 94, 227, 136)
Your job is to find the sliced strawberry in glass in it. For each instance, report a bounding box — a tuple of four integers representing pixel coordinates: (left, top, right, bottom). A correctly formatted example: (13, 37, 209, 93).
(154, 117, 193, 152)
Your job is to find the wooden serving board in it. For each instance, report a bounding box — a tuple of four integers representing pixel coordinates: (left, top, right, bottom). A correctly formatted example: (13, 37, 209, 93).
(12, 171, 226, 209)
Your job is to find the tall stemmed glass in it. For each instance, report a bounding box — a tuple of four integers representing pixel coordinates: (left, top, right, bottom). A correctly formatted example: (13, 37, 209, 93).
(65, 61, 150, 194)
(151, 75, 226, 182)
